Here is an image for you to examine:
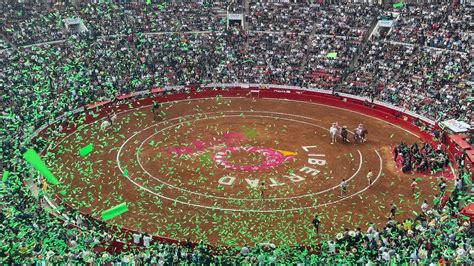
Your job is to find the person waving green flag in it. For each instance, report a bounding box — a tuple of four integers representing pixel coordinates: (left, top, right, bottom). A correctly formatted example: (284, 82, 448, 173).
(393, 1, 404, 8)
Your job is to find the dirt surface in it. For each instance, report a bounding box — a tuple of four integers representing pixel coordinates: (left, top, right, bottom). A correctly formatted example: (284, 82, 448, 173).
(45, 97, 442, 247)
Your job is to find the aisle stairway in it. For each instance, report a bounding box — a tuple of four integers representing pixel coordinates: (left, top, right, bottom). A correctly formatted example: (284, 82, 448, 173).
(212, 6, 227, 19)
(298, 29, 316, 74)
(335, 13, 381, 93)
(0, 33, 16, 49)
(349, 16, 379, 71)
(244, 0, 250, 14)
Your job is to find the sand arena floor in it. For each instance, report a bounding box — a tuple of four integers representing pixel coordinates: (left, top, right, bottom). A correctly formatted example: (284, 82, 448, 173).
(45, 96, 440, 247)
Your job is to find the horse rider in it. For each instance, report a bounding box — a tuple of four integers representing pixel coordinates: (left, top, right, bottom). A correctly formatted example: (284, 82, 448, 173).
(330, 122, 339, 144)
(355, 123, 367, 143)
(341, 126, 349, 143)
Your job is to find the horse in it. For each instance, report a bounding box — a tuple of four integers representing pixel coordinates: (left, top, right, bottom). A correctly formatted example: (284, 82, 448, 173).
(100, 120, 111, 131)
(341, 127, 350, 143)
(102, 112, 117, 130)
(354, 127, 368, 143)
(110, 113, 117, 123)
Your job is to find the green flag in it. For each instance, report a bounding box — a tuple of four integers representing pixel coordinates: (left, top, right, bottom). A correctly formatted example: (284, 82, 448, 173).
(79, 143, 93, 157)
(101, 202, 128, 221)
(2, 170, 9, 182)
(393, 1, 404, 8)
(327, 52, 338, 59)
(23, 149, 60, 185)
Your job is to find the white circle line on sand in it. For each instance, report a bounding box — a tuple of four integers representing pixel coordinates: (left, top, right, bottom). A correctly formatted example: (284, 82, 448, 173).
(264, 98, 457, 178)
(128, 112, 363, 201)
(276, 98, 456, 178)
(43, 96, 388, 212)
(279, 98, 418, 137)
(122, 150, 382, 213)
(49, 95, 413, 159)
(49, 95, 377, 156)
(46, 97, 246, 151)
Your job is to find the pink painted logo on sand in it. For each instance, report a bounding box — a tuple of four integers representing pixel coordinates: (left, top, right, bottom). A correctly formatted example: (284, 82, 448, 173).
(213, 146, 294, 172)
(167, 132, 246, 156)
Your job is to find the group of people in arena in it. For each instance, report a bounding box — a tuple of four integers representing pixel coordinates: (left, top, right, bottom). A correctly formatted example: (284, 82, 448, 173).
(0, 0, 472, 264)
(394, 142, 450, 174)
(329, 122, 366, 144)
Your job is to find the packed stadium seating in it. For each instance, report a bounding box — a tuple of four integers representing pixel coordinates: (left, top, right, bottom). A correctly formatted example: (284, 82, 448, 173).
(344, 40, 470, 122)
(386, 3, 471, 52)
(0, 0, 472, 264)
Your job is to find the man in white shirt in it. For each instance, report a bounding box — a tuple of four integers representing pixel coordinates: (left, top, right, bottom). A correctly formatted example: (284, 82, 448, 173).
(381, 250, 391, 262)
(367, 223, 375, 235)
(132, 233, 142, 245)
(240, 245, 250, 256)
(328, 240, 336, 254)
(143, 234, 152, 247)
(410, 249, 419, 264)
(455, 177, 463, 191)
(75, 214, 83, 228)
(421, 200, 429, 214)
(329, 122, 339, 144)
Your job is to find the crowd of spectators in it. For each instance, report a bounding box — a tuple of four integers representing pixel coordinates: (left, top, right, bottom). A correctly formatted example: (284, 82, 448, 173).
(0, 1, 66, 46)
(343, 41, 471, 122)
(1, 171, 472, 264)
(393, 142, 450, 174)
(387, 3, 471, 52)
(214, 30, 308, 85)
(0, 38, 10, 49)
(246, 1, 378, 37)
(1, 0, 472, 264)
(302, 35, 360, 89)
(0, 1, 225, 46)
(1, 1, 470, 122)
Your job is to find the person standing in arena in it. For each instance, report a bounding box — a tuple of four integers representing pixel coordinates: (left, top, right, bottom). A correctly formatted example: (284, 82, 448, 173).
(152, 100, 161, 121)
(312, 214, 321, 234)
(330, 122, 338, 144)
(411, 178, 418, 195)
(438, 178, 447, 194)
(367, 170, 374, 187)
(340, 179, 348, 196)
(341, 126, 349, 143)
(106, 113, 113, 126)
(108, 111, 117, 126)
(259, 181, 266, 198)
(389, 203, 397, 218)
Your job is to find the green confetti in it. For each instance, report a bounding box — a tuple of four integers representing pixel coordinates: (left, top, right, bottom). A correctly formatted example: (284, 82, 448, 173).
(23, 148, 60, 185)
(101, 202, 129, 221)
(79, 143, 93, 157)
(2, 170, 9, 182)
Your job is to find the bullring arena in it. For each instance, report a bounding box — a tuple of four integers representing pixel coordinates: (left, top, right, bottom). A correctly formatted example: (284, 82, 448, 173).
(41, 86, 446, 247)
(2, 1, 473, 264)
